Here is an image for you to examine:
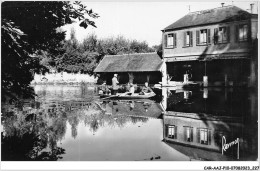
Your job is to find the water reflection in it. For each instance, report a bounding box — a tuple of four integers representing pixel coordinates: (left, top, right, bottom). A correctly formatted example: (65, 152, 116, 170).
(2, 85, 182, 161)
(1, 85, 257, 161)
(161, 87, 258, 161)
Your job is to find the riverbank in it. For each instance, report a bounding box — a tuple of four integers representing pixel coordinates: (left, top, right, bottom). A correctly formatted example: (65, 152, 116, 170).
(31, 72, 97, 85)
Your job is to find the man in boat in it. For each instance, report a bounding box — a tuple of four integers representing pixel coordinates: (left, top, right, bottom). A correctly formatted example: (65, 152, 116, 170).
(129, 83, 135, 95)
(140, 82, 153, 95)
(112, 74, 119, 95)
(100, 81, 111, 95)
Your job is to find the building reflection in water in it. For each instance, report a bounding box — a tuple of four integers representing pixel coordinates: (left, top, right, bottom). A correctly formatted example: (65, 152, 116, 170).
(1, 85, 257, 161)
(161, 87, 258, 161)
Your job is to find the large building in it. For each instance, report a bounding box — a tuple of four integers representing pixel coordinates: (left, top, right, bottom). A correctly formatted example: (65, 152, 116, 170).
(161, 5, 258, 87)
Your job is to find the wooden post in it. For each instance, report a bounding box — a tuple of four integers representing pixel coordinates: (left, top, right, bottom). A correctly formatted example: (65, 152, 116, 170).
(161, 61, 167, 86)
(128, 72, 134, 84)
(203, 76, 208, 87)
(146, 74, 150, 83)
(224, 74, 228, 87)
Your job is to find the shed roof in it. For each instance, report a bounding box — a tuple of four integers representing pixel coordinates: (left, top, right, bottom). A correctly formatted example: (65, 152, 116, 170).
(163, 5, 252, 31)
(104, 99, 164, 119)
(94, 53, 163, 73)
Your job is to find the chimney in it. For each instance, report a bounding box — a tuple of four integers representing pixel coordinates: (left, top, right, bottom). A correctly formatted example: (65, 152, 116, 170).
(221, 3, 225, 7)
(250, 3, 254, 14)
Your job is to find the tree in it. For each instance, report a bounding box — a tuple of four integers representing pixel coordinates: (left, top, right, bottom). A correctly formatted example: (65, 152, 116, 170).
(55, 30, 102, 75)
(2, 1, 99, 102)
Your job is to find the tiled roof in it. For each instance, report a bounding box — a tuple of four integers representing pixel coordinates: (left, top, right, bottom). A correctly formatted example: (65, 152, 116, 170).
(164, 5, 252, 31)
(94, 53, 163, 73)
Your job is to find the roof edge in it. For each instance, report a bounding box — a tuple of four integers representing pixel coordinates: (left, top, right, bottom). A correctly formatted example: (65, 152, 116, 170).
(105, 52, 157, 57)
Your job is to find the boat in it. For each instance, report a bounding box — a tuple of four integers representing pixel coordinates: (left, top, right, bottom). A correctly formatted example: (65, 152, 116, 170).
(159, 81, 200, 89)
(99, 92, 156, 99)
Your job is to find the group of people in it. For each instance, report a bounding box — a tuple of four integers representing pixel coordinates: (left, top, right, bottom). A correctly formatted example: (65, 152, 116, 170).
(99, 73, 153, 96)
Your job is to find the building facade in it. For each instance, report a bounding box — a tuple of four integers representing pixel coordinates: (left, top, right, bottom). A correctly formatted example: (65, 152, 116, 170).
(161, 5, 258, 87)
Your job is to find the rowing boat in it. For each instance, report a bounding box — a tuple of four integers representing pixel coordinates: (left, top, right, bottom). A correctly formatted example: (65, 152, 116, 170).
(100, 92, 156, 99)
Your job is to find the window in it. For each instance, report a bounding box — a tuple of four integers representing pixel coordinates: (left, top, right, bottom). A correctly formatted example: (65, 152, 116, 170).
(197, 128, 211, 145)
(238, 24, 248, 41)
(196, 29, 211, 45)
(164, 33, 177, 48)
(214, 26, 230, 43)
(166, 125, 177, 139)
(184, 31, 193, 47)
(167, 34, 174, 47)
(184, 126, 193, 142)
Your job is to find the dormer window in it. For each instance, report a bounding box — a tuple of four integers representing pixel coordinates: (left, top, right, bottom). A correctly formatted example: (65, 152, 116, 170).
(196, 29, 211, 45)
(164, 33, 177, 48)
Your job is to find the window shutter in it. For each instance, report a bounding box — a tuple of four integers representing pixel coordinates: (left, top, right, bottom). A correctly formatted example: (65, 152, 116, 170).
(184, 32, 187, 47)
(174, 33, 177, 47)
(214, 28, 218, 44)
(235, 25, 239, 42)
(197, 128, 200, 143)
(184, 127, 187, 141)
(190, 31, 193, 46)
(207, 29, 211, 44)
(208, 129, 211, 145)
(165, 125, 168, 138)
(164, 34, 168, 47)
(196, 30, 199, 45)
(246, 24, 250, 41)
(174, 126, 177, 139)
(190, 127, 193, 142)
(227, 26, 230, 42)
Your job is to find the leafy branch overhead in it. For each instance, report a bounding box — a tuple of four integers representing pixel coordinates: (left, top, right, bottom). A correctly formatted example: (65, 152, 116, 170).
(1, 1, 99, 102)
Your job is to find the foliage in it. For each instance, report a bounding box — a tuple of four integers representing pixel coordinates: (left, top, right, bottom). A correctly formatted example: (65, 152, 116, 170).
(53, 33, 156, 75)
(152, 43, 163, 58)
(1, 1, 99, 102)
(55, 29, 103, 74)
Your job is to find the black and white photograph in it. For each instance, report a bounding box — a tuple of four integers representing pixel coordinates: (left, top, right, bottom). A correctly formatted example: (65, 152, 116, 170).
(1, 0, 259, 170)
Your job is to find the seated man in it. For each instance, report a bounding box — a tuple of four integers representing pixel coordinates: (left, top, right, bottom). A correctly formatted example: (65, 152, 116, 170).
(140, 82, 153, 95)
(99, 81, 111, 95)
(129, 83, 135, 94)
(123, 83, 135, 96)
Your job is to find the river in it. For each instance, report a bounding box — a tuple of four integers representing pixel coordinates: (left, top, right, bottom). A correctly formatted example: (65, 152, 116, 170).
(1, 85, 258, 161)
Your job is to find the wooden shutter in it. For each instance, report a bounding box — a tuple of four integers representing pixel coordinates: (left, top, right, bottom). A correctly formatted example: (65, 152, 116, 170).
(214, 28, 218, 44)
(190, 127, 193, 142)
(174, 126, 177, 139)
(184, 127, 187, 141)
(190, 31, 193, 46)
(235, 25, 239, 42)
(246, 24, 250, 41)
(207, 29, 211, 44)
(165, 125, 168, 138)
(227, 26, 230, 42)
(164, 34, 168, 47)
(184, 32, 187, 47)
(174, 33, 177, 47)
(196, 30, 200, 45)
(197, 128, 200, 143)
(208, 129, 211, 145)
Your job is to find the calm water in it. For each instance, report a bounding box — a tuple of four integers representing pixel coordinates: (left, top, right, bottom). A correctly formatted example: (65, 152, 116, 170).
(1, 85, 258, 161)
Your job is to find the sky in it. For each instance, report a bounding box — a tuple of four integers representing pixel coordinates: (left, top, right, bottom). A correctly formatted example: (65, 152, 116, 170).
(62, 1, 258, 47)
